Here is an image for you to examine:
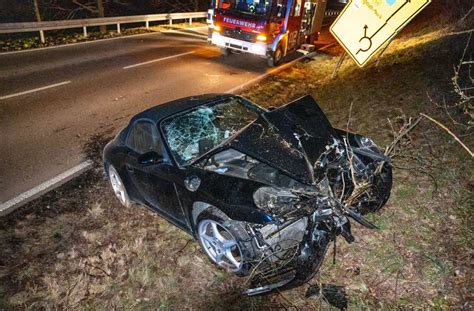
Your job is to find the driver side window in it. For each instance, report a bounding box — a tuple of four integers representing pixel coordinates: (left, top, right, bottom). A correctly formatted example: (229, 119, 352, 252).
(127, 121, 163, 155)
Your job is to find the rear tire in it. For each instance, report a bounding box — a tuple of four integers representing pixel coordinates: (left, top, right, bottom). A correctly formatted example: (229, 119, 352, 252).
(196, 208, 255, 276)
(108, 164, 132, 208)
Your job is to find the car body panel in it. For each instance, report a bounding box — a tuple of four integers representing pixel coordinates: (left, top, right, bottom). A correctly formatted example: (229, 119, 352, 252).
(228, 95, 335, 185)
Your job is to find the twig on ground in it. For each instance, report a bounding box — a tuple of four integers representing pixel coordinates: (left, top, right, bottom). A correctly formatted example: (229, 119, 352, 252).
(458, 7, 473, 25)
(385, 116, 423, 157)
(420, 113, 473, 157)
(332, 52, 347, 79)
(174, 240, 191, 255)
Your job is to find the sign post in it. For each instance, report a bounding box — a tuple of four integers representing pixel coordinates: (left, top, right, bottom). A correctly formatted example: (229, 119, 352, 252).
(330, 0, 431, 67)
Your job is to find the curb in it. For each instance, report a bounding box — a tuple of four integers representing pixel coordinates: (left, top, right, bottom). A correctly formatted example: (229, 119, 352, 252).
(0, 160, 93, 216)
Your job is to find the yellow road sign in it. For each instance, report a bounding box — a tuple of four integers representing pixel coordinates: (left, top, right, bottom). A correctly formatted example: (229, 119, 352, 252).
(330, 0, 431, 67)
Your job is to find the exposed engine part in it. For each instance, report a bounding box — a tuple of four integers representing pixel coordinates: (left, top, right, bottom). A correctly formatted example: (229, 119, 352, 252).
(241, 134, 391, 294)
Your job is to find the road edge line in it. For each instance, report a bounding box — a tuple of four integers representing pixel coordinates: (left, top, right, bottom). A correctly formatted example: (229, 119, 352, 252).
(0, 26, 208, 56)
(162, 29, 208, 40)
(0, 32, 164, 56)
(0, 160, 94, 216)
(227, 51, 318, 94)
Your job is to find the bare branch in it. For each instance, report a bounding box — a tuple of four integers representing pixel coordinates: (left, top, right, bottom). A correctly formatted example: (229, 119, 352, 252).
(72, 0, 98, 13)
(420, 113, 473, 157)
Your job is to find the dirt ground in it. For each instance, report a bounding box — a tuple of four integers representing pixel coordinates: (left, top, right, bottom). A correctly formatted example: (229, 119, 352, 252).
(1, 5, 472, 310)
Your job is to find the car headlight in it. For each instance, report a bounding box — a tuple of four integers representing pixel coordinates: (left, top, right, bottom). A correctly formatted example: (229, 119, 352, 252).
(356, 135, 376, 148)
(253, 187, 299, 214)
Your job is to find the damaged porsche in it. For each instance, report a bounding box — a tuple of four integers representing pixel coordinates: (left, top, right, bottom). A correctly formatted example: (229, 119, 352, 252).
(103, 94, 392, 295)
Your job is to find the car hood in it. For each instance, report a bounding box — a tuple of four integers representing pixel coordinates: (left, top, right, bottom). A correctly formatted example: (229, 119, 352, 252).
(227, 95, 336, 185)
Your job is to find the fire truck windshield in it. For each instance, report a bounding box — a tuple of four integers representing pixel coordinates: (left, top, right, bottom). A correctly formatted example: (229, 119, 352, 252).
(219, 0, 272, 16)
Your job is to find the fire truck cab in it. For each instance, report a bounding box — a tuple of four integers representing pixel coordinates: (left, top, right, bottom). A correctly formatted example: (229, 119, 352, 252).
(210, 0, 327, 66)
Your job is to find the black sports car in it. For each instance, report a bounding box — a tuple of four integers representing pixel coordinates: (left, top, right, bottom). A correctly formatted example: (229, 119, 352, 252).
(103, 94, 392, 295)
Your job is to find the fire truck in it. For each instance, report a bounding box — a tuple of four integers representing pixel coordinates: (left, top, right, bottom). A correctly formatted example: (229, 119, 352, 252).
(210, 0, 329, 66)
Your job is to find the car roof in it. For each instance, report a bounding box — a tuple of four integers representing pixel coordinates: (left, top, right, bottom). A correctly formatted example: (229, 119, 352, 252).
(131, 93, 236, 124)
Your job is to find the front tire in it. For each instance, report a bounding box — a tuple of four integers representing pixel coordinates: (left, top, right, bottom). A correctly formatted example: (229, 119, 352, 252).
(220, 48, 232, 56)
(196, 208, 255, 276)
(267, 45, 283, 67)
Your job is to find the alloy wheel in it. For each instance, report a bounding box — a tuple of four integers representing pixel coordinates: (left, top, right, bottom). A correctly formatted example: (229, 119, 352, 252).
(198, 219, 243, 272)
(109, 166, 127, 206)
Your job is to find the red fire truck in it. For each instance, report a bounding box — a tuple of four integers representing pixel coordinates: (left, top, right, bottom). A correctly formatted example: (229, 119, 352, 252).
(210, 0, 328, 66)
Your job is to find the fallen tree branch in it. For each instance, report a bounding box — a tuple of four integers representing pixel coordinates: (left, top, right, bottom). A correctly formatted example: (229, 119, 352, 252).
(385, 116, 423, 157)
(420, 113, 473, 157)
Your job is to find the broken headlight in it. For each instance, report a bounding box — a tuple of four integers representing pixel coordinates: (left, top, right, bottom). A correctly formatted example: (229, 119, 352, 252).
(356, 135, 376, 148)
(253, 187, 299, 215)
(355, 135, 382, 152)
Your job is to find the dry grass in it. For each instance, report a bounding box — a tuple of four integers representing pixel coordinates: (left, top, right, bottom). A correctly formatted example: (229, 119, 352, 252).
(1, 10, 473, 311)
(0, 167, 268, 310)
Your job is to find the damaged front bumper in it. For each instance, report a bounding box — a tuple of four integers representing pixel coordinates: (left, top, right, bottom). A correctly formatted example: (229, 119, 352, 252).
(245, 218, 330, 295)
(242, 141, 391, 295)
(244, 196, 359, 295)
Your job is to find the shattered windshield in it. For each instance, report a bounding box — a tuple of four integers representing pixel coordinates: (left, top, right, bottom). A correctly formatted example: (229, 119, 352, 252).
(161, 97, 261, 166)
(219, 0, 272, 16)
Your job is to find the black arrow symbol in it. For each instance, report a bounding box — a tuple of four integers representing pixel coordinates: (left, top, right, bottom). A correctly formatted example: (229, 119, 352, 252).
(368, 0, 411, 40)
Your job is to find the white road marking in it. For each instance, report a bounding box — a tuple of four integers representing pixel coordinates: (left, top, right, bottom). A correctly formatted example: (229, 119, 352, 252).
(123, 51, 195, 69)
(0, 160, 93, 216)
(0, 32, 164, 56)
(162, 29, 208, 40)
(0, 81, 71, 100)
(227, 51, 318, 94)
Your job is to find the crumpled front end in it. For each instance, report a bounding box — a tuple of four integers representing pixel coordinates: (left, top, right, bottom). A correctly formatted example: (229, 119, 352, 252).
(242, 136, 392, 295)
(195, 95, 393, 294)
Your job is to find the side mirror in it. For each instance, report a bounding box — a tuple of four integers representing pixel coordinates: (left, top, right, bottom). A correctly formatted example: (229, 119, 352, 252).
(138, 151, 163, 166)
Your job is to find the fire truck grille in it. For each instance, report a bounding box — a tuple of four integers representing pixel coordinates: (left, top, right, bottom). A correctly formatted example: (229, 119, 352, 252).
(223, 27, 256, 42)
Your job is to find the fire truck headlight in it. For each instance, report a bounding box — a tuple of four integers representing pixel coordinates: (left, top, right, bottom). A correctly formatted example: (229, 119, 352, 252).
(256, 34, 267, 42)
(214, 25, 221, 33)
(249, 43, 267, 56)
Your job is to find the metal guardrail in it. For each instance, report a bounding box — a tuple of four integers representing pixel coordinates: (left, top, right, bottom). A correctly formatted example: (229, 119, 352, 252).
(0, 11, 207, 43)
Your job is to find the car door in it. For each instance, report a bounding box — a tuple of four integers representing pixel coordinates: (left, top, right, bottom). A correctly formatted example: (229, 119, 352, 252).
(125, 120, 186, 225)
(286, 0, 304, 51)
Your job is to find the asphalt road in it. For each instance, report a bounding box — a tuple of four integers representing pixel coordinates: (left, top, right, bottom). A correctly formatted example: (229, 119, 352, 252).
(0, 27, 334, 204)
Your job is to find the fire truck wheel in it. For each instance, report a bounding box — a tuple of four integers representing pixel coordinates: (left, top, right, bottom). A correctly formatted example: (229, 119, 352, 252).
(267, 45, 283, 67)
(220, 48, 232, 56)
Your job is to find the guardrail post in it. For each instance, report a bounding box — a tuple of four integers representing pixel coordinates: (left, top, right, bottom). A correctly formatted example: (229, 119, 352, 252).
(117, 23, 121, 34)
(83, 26, 88, 37)
(145, 20, 149, 29)
(39, 30, 45, 44)
(189, 17, 193, 25)
(167, 14, 172, 25)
